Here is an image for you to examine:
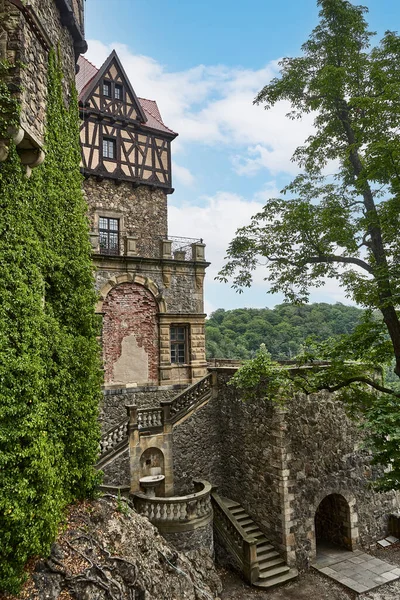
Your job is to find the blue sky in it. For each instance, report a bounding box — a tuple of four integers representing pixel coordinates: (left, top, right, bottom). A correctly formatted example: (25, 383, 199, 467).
(84, 0, 399, 315)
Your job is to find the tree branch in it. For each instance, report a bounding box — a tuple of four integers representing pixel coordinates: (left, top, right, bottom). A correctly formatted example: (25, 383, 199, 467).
(322, 377, 400, 397)
(265, 253, 373, 273)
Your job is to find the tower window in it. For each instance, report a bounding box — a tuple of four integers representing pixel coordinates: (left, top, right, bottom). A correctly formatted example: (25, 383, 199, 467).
(102, 137, 116, 160)
(170, 326, 187, 364)
(103, 81, 111, 97)
(99, 217, 119, 255)
(115, 84, 123, 100)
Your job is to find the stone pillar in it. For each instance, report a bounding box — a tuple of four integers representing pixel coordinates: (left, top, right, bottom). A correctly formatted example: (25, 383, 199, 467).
(161, 239, 172, 259)
(191, 242, 206, 262)
(124, 235, 138, 257)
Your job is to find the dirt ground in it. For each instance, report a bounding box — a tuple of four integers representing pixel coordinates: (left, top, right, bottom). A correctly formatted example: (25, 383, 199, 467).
(218, 545, 400, 600)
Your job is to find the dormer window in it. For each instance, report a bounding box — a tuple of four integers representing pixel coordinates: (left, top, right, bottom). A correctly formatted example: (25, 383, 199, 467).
(115, 84, 123, 101)
(103, 81, 111, 97)
(102, 137, 116, 160)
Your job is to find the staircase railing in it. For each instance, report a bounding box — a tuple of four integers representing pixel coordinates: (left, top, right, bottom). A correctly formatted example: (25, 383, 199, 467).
(211, 489, 259, 585)
(98, 374, 214, 466)
(161, 373, 213, 425)
(98, 419, 129, 467)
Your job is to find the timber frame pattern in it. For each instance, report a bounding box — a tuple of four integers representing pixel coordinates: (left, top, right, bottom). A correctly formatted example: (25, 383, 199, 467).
(79, 51, 177, 192)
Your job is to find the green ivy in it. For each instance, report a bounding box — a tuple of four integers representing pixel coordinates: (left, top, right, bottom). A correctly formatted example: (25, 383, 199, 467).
(0, 50, 102, 593)
(0, 60, 20, 139)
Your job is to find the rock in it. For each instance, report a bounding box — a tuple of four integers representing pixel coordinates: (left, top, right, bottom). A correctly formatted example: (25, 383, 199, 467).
(23, 496, 222, 600)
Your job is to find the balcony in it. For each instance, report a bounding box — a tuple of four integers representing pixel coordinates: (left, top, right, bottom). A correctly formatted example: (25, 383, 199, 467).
(90, 233, 206, 262)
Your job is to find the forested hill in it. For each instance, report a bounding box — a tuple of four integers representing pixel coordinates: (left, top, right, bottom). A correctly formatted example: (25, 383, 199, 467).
(206, 303, 364, 360)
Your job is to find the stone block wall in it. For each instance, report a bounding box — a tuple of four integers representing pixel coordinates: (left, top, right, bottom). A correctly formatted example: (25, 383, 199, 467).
(84, 178, 168, 260)
(171, 367, 400, 569)
(172, 391, 224, 496)
(1, 0, 77, 149)
(285, 391, 398, 567)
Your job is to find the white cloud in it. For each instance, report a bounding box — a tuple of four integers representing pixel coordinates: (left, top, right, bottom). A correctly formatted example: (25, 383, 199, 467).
(85, 40, 315, 175)
(172, 162, 195, 187)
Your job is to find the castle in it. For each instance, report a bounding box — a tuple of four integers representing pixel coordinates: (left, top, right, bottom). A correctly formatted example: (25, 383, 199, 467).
(1, 0, 400, 592)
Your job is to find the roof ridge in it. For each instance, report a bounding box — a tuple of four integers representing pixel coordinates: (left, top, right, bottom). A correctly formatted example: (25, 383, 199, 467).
(80, 55, 99, 71)
(142, 108, 176, 135)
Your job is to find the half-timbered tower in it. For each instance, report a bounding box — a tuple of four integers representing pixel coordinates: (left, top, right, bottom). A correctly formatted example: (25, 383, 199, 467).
(77, 52, 209, 398)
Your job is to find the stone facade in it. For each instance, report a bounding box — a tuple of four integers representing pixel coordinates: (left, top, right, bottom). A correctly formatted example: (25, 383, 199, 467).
(0, 0, 86, 169)
(84, 178, 168, 259)
(171, 368, 400, 569)
(78, 57, 209, 393)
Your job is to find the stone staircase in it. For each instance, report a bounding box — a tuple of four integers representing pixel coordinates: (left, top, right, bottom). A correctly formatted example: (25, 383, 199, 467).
(97, 373, 213, 468)
(213, 494, 298, 589)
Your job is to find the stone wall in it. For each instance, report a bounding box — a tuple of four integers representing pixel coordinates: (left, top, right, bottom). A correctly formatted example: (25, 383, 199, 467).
(94, 261, 205, 315)
(171, 367, 400, 569)
(84, 178, 168, 260)
(163, 523, 214, 556)
(286, 390, 398, 567)
(172, 393, 224, 496)
(1, 0, 77, 149)
(102, 448, 130, 487)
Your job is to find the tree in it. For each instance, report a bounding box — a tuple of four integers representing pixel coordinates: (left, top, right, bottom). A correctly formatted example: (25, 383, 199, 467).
(218, 0, 400, 487)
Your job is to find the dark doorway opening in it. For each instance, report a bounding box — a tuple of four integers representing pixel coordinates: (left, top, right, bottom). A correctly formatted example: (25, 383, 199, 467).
(315, 493, 352, 550)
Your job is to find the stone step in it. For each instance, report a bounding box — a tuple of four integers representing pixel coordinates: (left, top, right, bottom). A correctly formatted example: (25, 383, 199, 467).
(258, 557, 286, 571)
(230, 507, 245, 515)
(258, 565, 290, 579)
(257, 542, 275, 553)
(255, 569, 299, 589)
(243, 524, 261, 535)
(257, 549, 280, 561)
(222, 498, 240, 509)
(238, 518, 254, 527)
(236, 513, 250, 522)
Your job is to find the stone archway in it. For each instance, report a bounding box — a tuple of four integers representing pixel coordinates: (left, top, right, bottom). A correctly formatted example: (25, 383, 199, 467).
(315, 493, 352, 550)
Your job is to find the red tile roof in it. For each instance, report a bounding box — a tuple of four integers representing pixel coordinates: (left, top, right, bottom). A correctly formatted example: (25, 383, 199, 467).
(76, 55, 177, 136)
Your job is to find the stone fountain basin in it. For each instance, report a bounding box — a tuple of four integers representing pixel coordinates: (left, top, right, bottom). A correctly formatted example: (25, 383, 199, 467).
(139, 475, 165, 485)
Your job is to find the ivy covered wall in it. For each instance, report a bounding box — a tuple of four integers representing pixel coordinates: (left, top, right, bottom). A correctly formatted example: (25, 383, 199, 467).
(0, 52, 102, 593)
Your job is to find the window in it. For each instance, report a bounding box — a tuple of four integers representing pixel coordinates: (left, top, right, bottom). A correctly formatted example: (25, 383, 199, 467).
(103, 81, 111, 97)
(170, 326, 187, 364)
(99, 217, 119, 255)
(102, 137, 116, 160)
(115, 84, 123, 100)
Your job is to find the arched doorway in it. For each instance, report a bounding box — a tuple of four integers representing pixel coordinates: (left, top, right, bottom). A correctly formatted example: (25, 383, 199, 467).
(315, 493, 352, 550)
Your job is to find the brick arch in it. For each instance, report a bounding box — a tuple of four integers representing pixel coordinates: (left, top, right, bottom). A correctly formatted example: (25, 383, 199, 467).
(101, 281, 160, 386)
(96, 273, 167, 314)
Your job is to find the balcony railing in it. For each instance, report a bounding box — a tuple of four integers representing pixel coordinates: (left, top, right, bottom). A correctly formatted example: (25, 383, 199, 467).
(90, 232, 206, 262)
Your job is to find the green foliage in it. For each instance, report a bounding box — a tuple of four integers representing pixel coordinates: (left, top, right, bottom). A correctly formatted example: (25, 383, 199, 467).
(218, 0, 400, 488)
(0, 50, 102, 593)
(206, 302, 363, 359)
(0, 60, 20, 138)
(228, 345, 294, 402)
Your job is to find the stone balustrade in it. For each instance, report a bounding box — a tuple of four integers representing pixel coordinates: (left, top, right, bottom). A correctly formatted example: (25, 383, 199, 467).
(137, 407, 164, 431)
(99, 419, 128, 458)
(133, 479, 213, 533)
(211, 490, 259, 585)
(162, 373, 213, 424)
